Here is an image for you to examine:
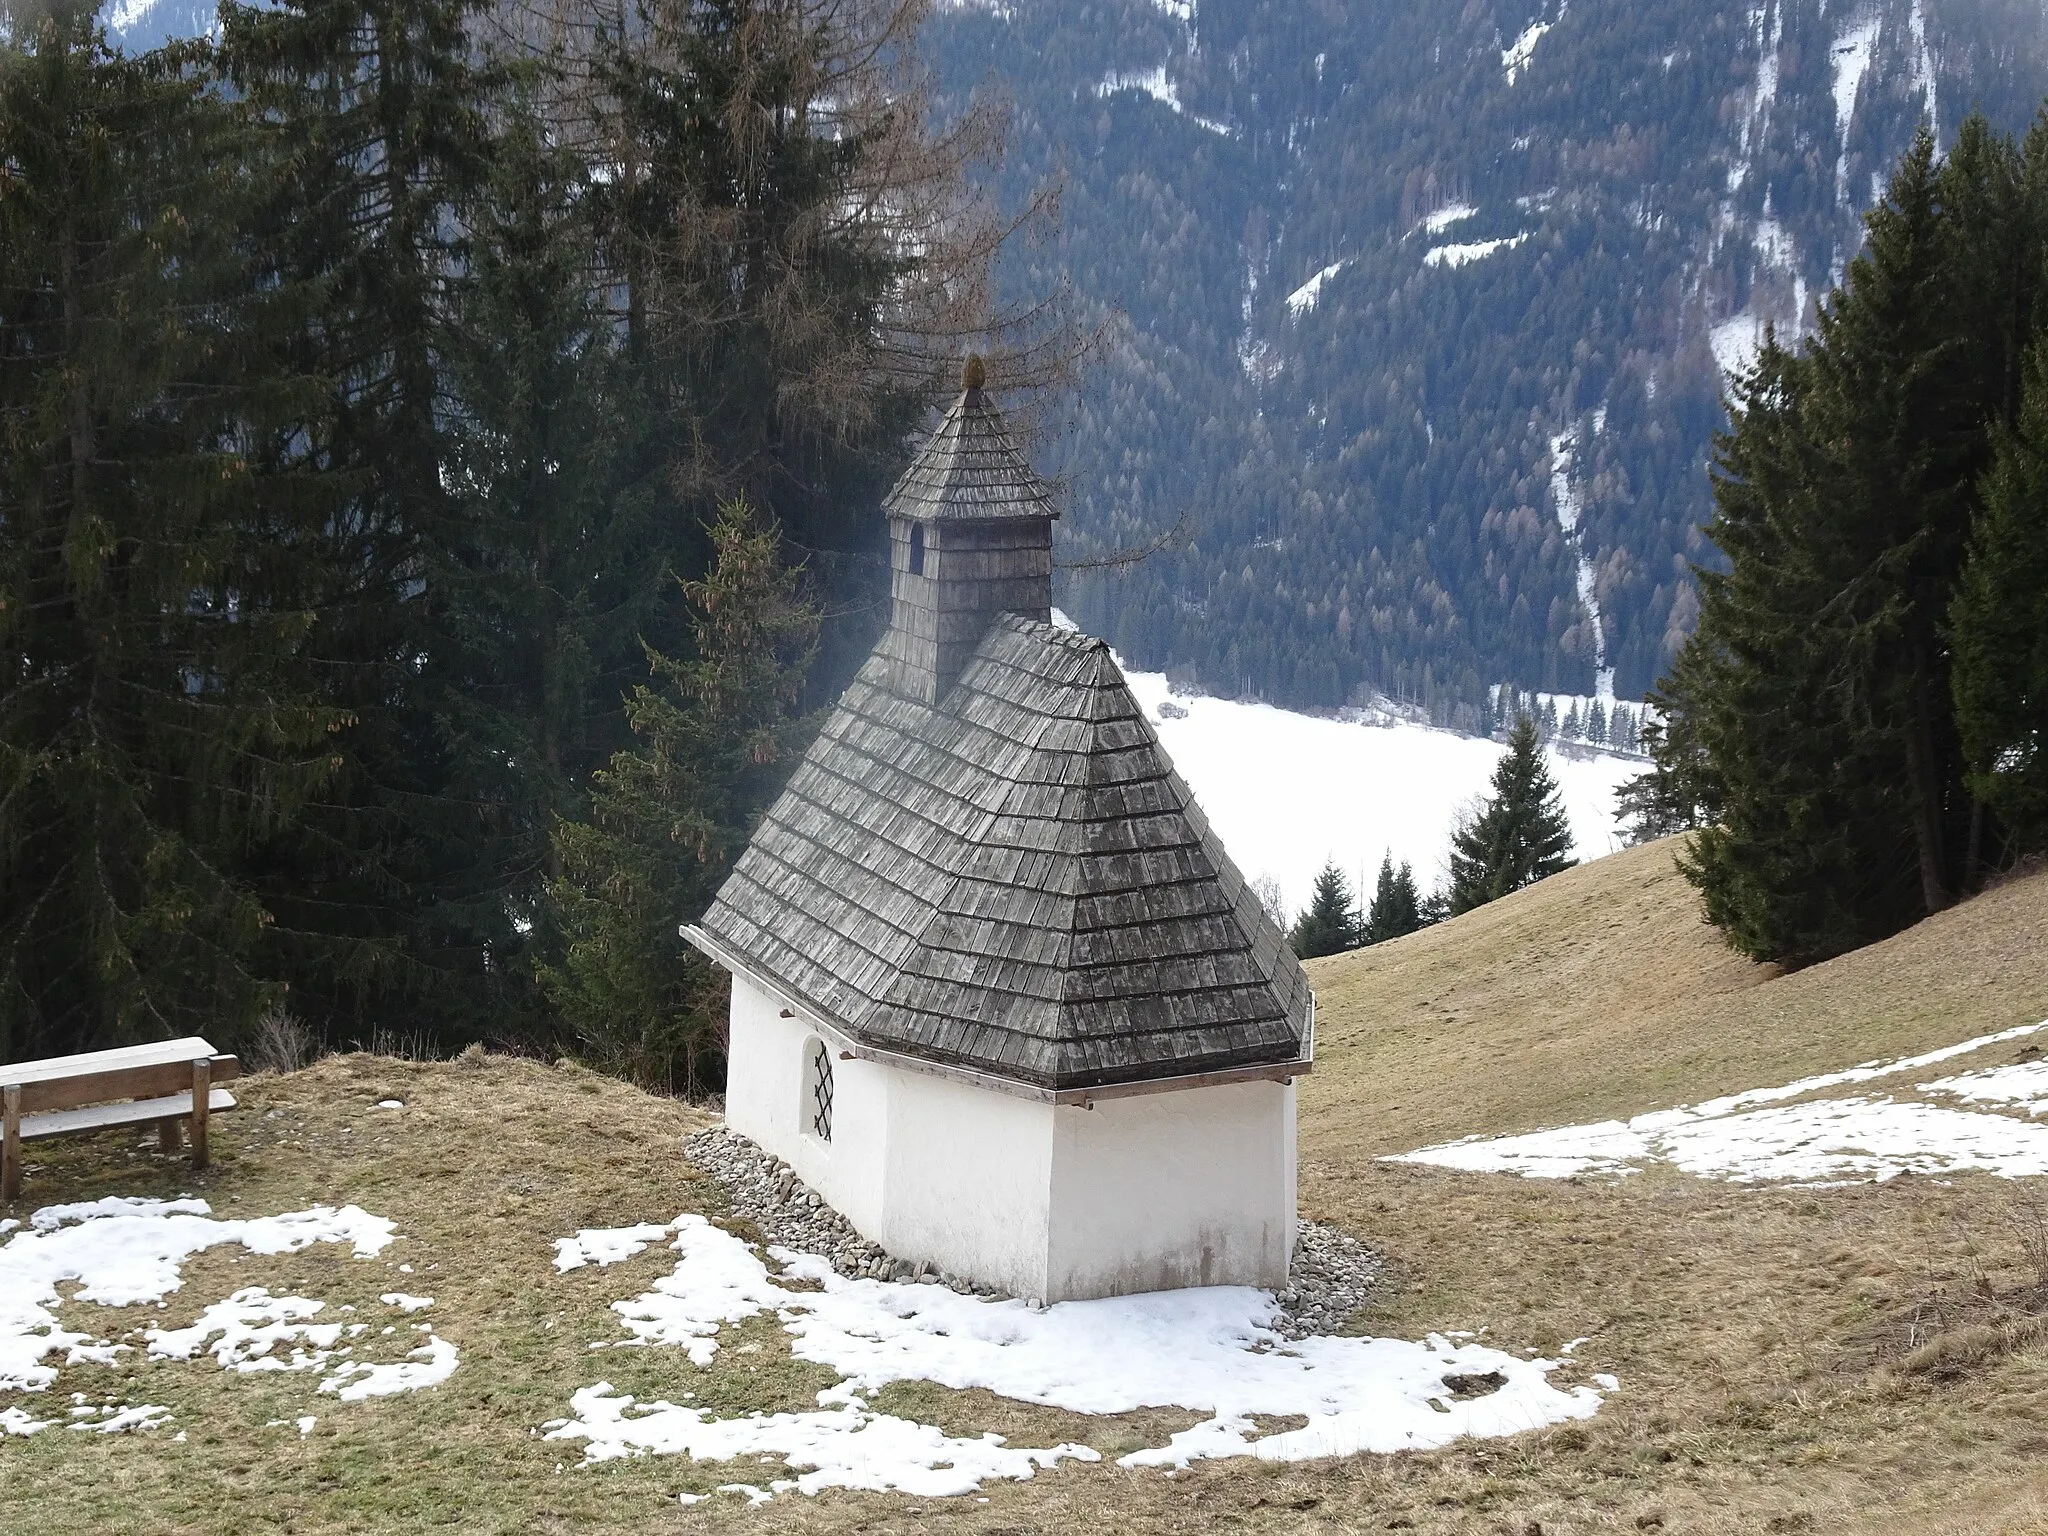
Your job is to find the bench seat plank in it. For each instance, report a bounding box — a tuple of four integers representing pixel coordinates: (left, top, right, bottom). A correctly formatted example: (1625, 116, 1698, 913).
(20, 1089, 239, 1142)
(13, 1054, 238, 1115)
(1, 1038, 219, 1088)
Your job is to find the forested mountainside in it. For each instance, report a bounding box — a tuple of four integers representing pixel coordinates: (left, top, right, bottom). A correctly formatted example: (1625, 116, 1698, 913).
(100, 0, 2048, 723)
(924, 0, 2048, 725)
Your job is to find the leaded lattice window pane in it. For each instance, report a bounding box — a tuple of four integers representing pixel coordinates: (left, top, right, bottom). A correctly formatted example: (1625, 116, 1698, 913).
(808, 1039, 834, 1142)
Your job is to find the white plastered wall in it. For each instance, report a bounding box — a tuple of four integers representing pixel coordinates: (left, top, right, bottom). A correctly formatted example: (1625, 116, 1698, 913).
(722, 975, 1296, 1302)
(1046, 1079, 1295, 1299)
(875, 1066, 1054, 1299)
(723, 976, 890, 1235)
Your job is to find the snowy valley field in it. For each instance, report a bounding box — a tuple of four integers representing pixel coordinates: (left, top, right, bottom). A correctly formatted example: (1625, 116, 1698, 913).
(1120, 668, 1640, 919)
(5, 840, 2048, 1532)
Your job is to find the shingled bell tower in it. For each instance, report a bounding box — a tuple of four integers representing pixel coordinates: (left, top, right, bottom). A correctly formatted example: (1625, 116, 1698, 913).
(876, 355, 1059, 706)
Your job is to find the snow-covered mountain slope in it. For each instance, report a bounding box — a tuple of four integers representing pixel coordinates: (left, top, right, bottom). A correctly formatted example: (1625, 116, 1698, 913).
(1124, 668, 1637, 919)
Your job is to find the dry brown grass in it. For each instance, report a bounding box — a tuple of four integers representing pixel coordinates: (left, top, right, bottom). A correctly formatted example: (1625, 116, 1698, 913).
(1301, 836, 2048, 1155)
(5, 842, 2048, 1533)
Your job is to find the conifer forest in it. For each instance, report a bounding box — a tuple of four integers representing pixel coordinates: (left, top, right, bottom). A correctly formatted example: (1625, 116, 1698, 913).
(6, 0, 2048, 1078)
(0, 0, 1047, 1080)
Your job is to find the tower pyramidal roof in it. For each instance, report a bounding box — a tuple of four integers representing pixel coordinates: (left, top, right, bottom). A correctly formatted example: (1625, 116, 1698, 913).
(881, 356, 1059, 524)
(688, 363, 1309, 1094)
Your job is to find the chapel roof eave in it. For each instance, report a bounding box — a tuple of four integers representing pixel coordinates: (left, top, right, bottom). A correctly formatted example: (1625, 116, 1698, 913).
(682, 921, 1313, 1103)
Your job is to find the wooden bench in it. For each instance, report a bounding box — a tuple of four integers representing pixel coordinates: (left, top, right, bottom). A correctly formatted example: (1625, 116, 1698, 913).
(2, 1038, 240, 1200)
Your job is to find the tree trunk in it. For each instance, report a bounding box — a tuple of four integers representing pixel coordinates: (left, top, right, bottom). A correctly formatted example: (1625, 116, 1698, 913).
(1904, 668, 1952, 915)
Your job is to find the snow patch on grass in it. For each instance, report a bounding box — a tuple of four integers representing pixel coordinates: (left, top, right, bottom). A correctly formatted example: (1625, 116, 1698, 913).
(0, 1196, 456, 1423)
(554, 1221, 676, 1273)
(559, 1384, 1099, 1499)
(147, 1288, 346, 1374)
(321, 1333, 460, 1400)
(1, 1198, 394, 1393)
(1391, 1021, 2048, 1183)
(1923, 1059, 2048, 1114)
(74, 1403, 171, 1433)
(543, 1216, 1606, 1500)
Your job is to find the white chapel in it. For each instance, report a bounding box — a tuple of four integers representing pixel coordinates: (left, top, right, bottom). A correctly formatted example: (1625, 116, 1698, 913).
(685, 358, 1313, 1304)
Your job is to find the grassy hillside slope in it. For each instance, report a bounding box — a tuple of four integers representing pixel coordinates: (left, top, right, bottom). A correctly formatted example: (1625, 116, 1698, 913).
(7, 842, 2048, 1533)
(1302, 835, 2048, 1155)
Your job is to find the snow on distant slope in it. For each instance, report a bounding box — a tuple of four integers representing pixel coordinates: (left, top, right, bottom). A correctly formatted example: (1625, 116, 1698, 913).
(1286, 259, 1347, 315)
(1547, 424, 1617, 702)
(1097, 68, 1232, 135)
(1831, 10, 1882, 203)
(1501, 18, 1553, 86)
(1420, 202, 1479, 235)
(103, 0, 218, 48)
(1907, 0, 1938, 138)
(1424, 233, 1529, 269)
(1121, 668, 1636, 919)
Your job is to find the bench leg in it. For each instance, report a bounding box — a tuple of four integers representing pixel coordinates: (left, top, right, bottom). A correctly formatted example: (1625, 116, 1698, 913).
(190, 1057, 211, 1170)
(158, 1118, 183, 1153)
(3, 1084, 19, 1202)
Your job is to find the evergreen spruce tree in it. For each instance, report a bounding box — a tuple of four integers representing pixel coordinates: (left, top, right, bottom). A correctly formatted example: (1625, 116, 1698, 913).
(542, 501, 819, 1094)
(434, 64, 678, 974)
(1617, 659, 1724, 844)
(1288, 860, 1358, 958)
(1362, 852, 1423, 944)
(578, 0, 953, 686)
(1665, 332, 1911, 957)
(1952, 335, 2048, 849)
(1612, 704, 1637, 754)
(1665, 121, 2048, 962)
(219, 0, 533, 1041)
(1447, 717, 1576, 914)
(0, 7, 336, 1056)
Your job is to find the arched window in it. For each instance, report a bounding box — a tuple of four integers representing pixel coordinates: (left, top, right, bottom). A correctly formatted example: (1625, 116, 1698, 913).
(805, 1037, 834, 1143)
(908, 522, 925, 576)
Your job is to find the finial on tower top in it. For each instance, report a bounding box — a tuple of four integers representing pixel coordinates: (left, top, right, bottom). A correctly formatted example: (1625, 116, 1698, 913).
(962, 353, 987, 392)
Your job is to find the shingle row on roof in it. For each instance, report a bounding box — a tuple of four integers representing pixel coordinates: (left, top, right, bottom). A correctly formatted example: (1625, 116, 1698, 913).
(880, 384, 1060, 524)
(696, 614, 1311, 1090)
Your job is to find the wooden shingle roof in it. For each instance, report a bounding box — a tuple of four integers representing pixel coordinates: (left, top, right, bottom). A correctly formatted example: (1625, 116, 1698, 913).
(880, 381, 1060, 524)
(694, 615, 1311, 1091)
